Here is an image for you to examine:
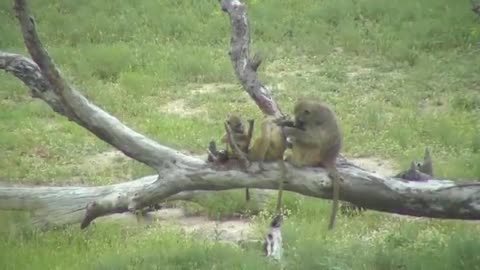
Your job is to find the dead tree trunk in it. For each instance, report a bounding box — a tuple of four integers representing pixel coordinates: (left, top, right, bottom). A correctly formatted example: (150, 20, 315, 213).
(0, 0, 479, 230)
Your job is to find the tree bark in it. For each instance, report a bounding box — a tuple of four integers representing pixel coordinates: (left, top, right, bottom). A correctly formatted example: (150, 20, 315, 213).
(0, 0, 479, 230)
(220, 0, 284, 118)
(2, 162, 480, 228)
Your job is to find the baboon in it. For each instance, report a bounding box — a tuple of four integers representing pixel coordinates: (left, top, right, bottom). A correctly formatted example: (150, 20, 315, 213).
(221, 115, 252, 200)
(278, 100, 343, 230)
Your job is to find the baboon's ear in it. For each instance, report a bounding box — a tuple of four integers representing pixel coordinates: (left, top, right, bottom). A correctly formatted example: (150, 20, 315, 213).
(409, 161, 418, 171)
(423, 147, 432, 162)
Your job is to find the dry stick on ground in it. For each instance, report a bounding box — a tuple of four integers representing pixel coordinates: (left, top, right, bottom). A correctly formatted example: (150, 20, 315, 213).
(0, 0, 480, 230)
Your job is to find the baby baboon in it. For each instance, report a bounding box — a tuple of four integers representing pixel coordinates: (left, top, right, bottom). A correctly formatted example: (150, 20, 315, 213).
(395, 147, 434, 181)
(395, 161, 433, 181)
(416, 147, 433, 176)
(342, 147, 435, 217)
(278, 100, 343, 230)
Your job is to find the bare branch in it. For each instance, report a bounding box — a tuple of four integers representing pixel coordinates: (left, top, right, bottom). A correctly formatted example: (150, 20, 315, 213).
(220, 0, 283, 118)
(14, 0, 68, 98)
(0, 52, 66, 115)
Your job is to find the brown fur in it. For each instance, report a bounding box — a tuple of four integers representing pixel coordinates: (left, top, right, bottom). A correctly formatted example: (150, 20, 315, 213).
(248, 115, 287, 164)
(221, 115, 251, 200)
(248, 115, 289, 214)
(221, 115, 250, 158)
(281, 100, 343, 230)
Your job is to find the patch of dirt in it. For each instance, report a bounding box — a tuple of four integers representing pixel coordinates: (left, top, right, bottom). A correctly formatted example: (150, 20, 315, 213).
(264, 56, 321, 79)
(418, 96, 449, 114)
(347, 156, 398, 176)
(346, 65, 374, 80)
(158, 99, 205, 117)
(98, 208, 256, 244)
(188, 83, 237, 95)
(83, 150, 127, 166)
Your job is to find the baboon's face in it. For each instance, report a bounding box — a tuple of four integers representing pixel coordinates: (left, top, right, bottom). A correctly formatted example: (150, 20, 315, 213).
(227, 115, 244, 133)
(293, 101, 325, 129)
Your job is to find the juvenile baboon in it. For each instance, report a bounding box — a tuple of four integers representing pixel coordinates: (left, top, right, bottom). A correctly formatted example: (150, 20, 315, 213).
(221, 115, 252, 200)
(221, 115, 250, 158)
(213, 114, 288, 206)
(416, 147, 433, 176)
(395, 147, 434, 181)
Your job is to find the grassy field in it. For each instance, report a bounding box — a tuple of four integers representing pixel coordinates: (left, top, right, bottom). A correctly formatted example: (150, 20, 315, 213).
(1, 0, 480, 269)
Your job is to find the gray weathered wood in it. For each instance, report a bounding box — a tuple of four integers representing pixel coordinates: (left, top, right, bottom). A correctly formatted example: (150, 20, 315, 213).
(2, 162, 480, 228)
(220, 0, 284, 118)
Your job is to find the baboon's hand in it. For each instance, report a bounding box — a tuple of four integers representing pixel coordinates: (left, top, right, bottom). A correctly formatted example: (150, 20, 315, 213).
(282, 126, 305, 138)
(273, 116, 295, 127)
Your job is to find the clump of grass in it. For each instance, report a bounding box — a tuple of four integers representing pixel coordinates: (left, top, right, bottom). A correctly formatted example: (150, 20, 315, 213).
(0, 223, 278, 270)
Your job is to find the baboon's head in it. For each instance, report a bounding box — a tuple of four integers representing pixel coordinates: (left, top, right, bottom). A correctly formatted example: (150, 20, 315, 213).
(226, 115, 245, 134)
(293, 100, 333, 129)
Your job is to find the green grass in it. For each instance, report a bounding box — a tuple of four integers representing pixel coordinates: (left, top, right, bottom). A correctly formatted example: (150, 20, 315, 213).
(1, 0, 480, 268)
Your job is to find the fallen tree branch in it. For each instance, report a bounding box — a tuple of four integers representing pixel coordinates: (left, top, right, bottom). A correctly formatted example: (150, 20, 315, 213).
(1, 162, 480, 229)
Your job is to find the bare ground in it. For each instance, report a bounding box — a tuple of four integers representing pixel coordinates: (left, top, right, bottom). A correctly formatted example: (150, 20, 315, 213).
(95, 208, 256, 244)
